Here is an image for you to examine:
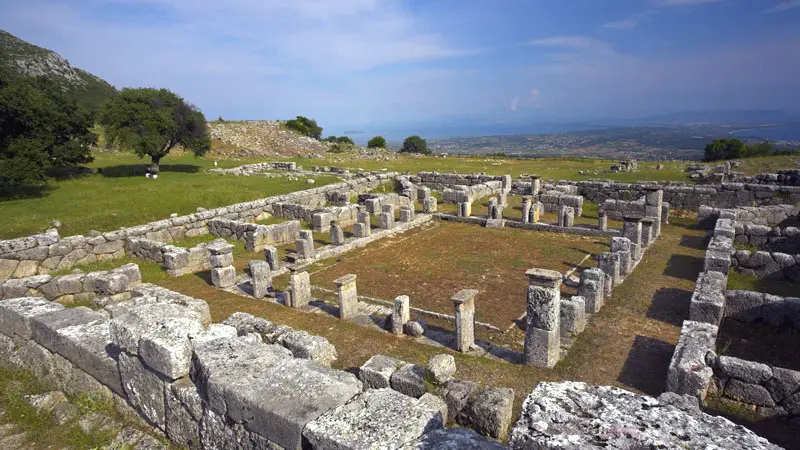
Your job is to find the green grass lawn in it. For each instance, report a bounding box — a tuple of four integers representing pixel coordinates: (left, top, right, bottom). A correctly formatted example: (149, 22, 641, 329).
(0, 152, 338, 239)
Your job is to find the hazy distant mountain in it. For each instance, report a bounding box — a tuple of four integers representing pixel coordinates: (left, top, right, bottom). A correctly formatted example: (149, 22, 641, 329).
(640, 110, 799, 124)
(0, 29, 116, 113)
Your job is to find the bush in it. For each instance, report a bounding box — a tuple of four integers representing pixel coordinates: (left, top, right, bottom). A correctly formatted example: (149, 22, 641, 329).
(285, 116, 322, 139)
(328, 143, 354, 153)
(367, 136, 387, 149)
(400, 135, 429, 155)
(704, 138, 788, 162)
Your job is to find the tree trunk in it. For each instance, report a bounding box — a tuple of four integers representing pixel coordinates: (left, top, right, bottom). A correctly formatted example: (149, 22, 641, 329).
(150, 156, 161, 175)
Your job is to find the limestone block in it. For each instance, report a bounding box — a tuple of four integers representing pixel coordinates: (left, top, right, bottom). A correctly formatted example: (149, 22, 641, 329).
(401, 428, 507, 449)
(248, 260, 271, 298)
(598, 212, 608, 231)
(725, 290, 763, 322)
(304, 389, 443, 450)
(523, 327, 559, 368)
(425, 354, 456, 385)
(452, 289, 478, 352)
(560, 296, 587, 337)
(165, 380, 199, 445)
(210, 253, 233, 268)
(511, 381, 782, 450)
(330, 223, 345, 245)
(125, 284, 211, 325)
(56, 274, 85, 295)
(289, 271, 312, 309)
(211, 266, 236, 289)
(206, 238, 233, 255)
(441, 379, 479, 421)
(577, 270, 604, 314)
(392, 295, 410, 335)
(50, 319, 124, 396)
(264, 246, 279, 271)
(296, 238, 314, 260)
(191, 324, 238, 348)
(110, 303, 204, 380)
(717, 356, 773, 384)
(456, 387, 514, 440)
(379, 212, 395, 230)
(405, 320, 425, 337)
(118, 352, 167, 430)
(666, 321, 717, 398)
(353, 223, 368, 238)
(765, 367, 800, 403)
(94, 273, 131, 295)
(725, 379, 776, 407)
(29, 306, 105, 352)
(391, 364, 427, 398)
(423, 197, 438, 213)
(0, 297, 64, 339)
(689, 272, 727, 327)
(359, 355, 406, 389)
(526, 286, 560, 331)
(382, 204, 396, 215)
(278, 330, 338, 366)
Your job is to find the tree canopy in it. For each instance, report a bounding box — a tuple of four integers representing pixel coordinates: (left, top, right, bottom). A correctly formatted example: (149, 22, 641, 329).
(703, 138, 780, 161)
(367, 136, 387, 149)
(0, 67, 95, 190)
(99, 88, 210, 174)
(400, 135, 429, 155)
(324, 136, 354, 145)
(285, 116, 322, 139)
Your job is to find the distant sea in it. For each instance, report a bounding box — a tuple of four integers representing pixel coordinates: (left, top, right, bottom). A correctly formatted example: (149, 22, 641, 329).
(729, 126, 800, 142)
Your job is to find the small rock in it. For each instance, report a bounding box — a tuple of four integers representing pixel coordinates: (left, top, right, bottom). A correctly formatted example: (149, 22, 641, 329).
(88, 230, 102, 237)
(307, 179, 315, 184)
(425, 354, 456, 385)
(25, 391, 66, 412)
(404, 320, 425, 337)
(50, 220, 62, 229)
(169, 213, 178, 218)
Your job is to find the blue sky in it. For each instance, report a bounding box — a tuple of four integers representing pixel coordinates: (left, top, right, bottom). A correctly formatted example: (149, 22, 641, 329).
(2, 0, 800, 135)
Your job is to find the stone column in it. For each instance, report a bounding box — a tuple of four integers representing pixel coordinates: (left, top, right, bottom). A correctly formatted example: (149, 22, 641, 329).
(499, 192, 508, 208)
(622, 216, 643, 260)
(355, 211, 371, 238)
(330, 221, 345, 245)
(598, 211, 608, 231)
(289, 270, 311, 309)
(399, 207, 415, 222)
(522, 197, 532, 224)
(531, 176, 541, 197)
(611, 237, 633, 276)
(662, 202, 670, 225)
(530, 202, 541, 223)
(423, 197, 438, 213)
(451, 289, 478, 352)
(598, 252, 621, 287)
(487, 197, 498, 219)
(417, 186, 431, 202)
(334, 274, 359, 320)
(560, 296, 586, 340)
(524, 268, 561, 368)
(263, 246, 279, 271)
(296, 238, 314, 260)
(381, 204, 395, 216)
(300, 229, 314, 246)
(640, 218, 655, 247)
(392, 295, 410, 335)
(379, 212, 394, 230)
(248, 260, 271, 298)
(558, 206, 575, 227)
(365, 198, 381, 215)
(208, 239, 235, 288)
(644, 187, 664, 236)
(577, 268, 605, 313)
(501, 174, 512, 193)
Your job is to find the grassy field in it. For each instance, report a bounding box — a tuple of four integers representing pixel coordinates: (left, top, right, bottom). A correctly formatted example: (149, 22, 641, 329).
(0, 152, 338, 239)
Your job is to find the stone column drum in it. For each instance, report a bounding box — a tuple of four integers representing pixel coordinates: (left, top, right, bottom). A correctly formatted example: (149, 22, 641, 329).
(355, 211, 372, 238)
(451, 289, 478, 352)
(640, 218, 655, 247)
(208, 239, 235, 289)
(423, 197, 437, 213)
(334, 274, 359, 320)
(289, 270, 311, 309)
(598, 252, 621, 287)
(264, 246, 279, 271)
(522, 197, 532, 224)
(611, 237, 633, 276)
(330, 221, 345, 246)
(530, 202, 541, 224)
(248, 260, 271, 298)
(577, 268, 605, 313)
(558, 206, 575, 227)
(487, 197, 498, 219)
(644, 187, 664, 236)
(523, 268, 562, 368)
(598, 211, 608, 232)
(622, 216, 643, 260)
(392, 295, 410, 335)
(530, 176, 541, 197)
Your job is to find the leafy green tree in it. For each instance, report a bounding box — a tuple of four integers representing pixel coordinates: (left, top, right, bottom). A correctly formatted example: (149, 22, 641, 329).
(100, 88, 210, 174)
(336, 136, 354, 145)
(400, 135, 429, 155)
(285, 116, 322, 139)
(0, 67, 95, 189)
(367, 136, 387, 149)
(323, 136, 338, 143)
(704, 138, 746, 161)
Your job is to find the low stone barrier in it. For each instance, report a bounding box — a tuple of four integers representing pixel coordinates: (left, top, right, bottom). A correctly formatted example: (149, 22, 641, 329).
(731, 249, 800, 281)
(442, 182, 504, 204)
(359, 193, 413, 215)
(125, 238, 211, 276)
(699, 204, 798, 228)
(730, 169, 800, 186)
(411, 172, 510, 191)
(208, 218, 301, 251)
(539, 190, 583, 216)
(0, 175, 395, 280)
(207, 161, 298, 175)
(725, 290, 800, 328)
(437, 214, 620, 237)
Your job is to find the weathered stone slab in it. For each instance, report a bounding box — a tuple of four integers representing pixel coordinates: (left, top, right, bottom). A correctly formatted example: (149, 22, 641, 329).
(118, 352, 167, 430)
(248, 260, 271, 298)
(304, 389, 443, 450)
(509, 381, 782, 450)
(264, 246, 279, 271)
(0, 297, 64, 339)
(51, 319, 124, 396)
(401, 428, 508, 449)
(425, 354, 456, 385)
(452, 289, 478, 352)
(391, 364, 427, 398)
(211, 266, 236, 289)
(666, 320, 717, 399)
(392, 295, 411, 335)
(289, 271, 311, 309)
(457, 387, 514, 440)
(29, 306, 106, 354)
(334, 274, 358, 320)
(278, 329, 337, 366)
(360, 355, 406, 389)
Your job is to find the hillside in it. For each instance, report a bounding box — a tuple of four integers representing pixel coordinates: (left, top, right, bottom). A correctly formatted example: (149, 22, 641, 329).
(0, 29, 116, 113)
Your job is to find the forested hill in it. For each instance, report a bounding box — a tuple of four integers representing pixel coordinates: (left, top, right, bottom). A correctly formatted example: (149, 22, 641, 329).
(0, 29, 116, 113)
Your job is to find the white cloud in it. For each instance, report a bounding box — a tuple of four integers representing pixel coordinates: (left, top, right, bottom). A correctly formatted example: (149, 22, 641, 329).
(658, 0, 724, 6)
(527, 36, 609, 50)
(763, 1, 800, 13)
(603, 11, 658, 30)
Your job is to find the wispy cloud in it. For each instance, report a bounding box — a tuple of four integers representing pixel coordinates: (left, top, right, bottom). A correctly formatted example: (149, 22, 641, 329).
(603, 11, 658, 30)
(763, 0, 800, 13)
(658, 0, 724, 6)
(527, 36, 609, 50)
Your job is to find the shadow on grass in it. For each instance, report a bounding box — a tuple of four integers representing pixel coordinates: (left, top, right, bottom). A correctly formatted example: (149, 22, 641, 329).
(679, 234, 709, 250)
(0, 183, 53, 200)
(194, 270, 213, 286)
(646, 287, 692, 326)
(616, 335, 674, 396)
(97, 164, 201, 178)
(663, 254, 703, 280)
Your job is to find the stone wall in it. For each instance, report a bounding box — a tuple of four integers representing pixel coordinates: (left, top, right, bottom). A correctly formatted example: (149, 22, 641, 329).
(725, 290, 800, 328)
(358, 193, 413, 214)
(730, 169, 800, 186)
(207, 161, 298, 175)
(125, 238, 211, 277)
(411, 172, 508, 190)
(699, 204, 798, 228)
(710, 354, 800, 419)
(208, 218, 301, 251)
(555, 180, 800, 210)
(442, 182, 503, 204)
(0, 175, 393, 281)
(734, 224, 800, 254)
(539, 190, 583, 216)
(731, 249, 800, 281)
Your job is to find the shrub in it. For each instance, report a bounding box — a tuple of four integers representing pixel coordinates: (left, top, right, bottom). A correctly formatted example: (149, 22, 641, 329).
(328, 143, 354, 153)
(400, 135, 429, 155)
(367, 136, 387, 149)
(285, 116, 322, 139)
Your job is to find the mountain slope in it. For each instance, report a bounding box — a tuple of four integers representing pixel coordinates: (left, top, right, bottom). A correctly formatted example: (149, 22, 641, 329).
(0, 29, 116, 113)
